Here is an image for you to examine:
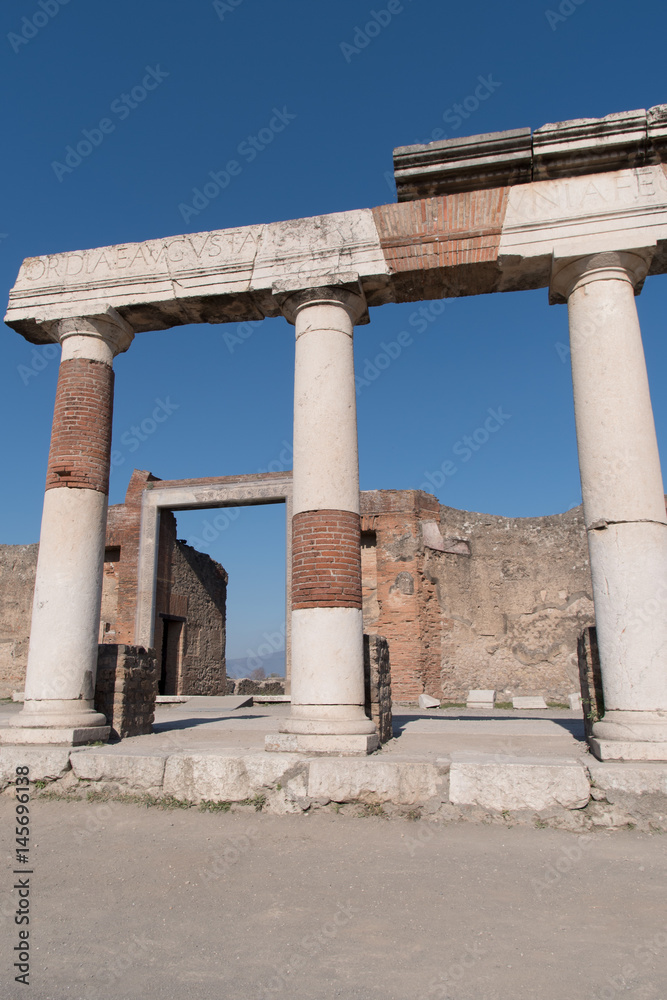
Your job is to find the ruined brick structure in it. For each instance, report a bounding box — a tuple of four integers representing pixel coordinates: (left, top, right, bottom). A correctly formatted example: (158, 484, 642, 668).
(102, 470, 228, 696)
(0, 545, 39, 697)
(361, 491, 442, 701)
(360, 490, 596, 703)
(2, 476, 665, 707)
(0, 470, 227, 699)
(94, 644, 159, 739)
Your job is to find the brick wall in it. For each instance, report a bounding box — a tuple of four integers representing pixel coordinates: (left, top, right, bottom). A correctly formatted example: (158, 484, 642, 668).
(360, 491, 441, 700)
(364, 633, 392, 744)
(292, 509, 362, 609)
(46, 358, 114, 493)
(372, 188, 509, 303)
(94, 644, 158, 739)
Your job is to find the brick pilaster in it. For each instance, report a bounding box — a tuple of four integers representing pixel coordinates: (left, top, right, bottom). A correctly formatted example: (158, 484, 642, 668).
(292, 509, 362, 610)
(46, 357, 114, 494)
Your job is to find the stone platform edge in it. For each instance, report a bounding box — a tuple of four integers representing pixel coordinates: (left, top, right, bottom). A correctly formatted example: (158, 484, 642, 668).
(0, 746, 666, 832)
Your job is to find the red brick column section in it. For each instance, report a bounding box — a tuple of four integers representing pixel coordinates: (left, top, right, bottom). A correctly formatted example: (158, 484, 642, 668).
(45, 357, 114, 494)
(292, 509, 362, 610)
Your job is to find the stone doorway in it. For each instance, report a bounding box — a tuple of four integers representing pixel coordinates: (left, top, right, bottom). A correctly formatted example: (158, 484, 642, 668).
(135, 473, 293, 690)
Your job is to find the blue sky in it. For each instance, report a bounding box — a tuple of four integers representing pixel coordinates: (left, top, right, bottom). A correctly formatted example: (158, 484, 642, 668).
(1, 0, 666, 660)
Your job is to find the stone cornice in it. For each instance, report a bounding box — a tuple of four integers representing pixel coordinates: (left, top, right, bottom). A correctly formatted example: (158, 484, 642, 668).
(394, 106, 667, 201)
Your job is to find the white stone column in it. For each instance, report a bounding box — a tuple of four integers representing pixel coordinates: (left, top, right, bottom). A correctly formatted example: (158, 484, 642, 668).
(4, 310, 134, 745)
(266, 278, 378, 754)
(551, 250, 667, 761)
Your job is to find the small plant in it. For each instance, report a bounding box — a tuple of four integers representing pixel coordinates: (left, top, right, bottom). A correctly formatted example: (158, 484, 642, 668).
(85, 788, 192, 810)
(331, 802, 342, 814)
(534, 817, 548, 829)
(33, 779, 47, 790)
(406, 809, 421, 821)
(199, 800, 231, 813)
(495, 701, 514, 710)
(239, 793, 267, 812)
(358, 802, 386, 818)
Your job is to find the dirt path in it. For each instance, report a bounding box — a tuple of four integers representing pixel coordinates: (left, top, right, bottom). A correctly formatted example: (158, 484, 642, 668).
(1, 798, 665, 1000)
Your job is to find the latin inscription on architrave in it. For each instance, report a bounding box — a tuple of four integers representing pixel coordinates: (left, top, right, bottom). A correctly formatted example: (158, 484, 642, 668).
(19, 229, 261, 284)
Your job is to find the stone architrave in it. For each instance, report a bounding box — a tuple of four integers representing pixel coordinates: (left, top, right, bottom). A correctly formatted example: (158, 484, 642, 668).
(2, 310, 134, 746)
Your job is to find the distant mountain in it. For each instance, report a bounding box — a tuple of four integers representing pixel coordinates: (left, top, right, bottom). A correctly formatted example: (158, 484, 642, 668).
(225, 650, 285, 679)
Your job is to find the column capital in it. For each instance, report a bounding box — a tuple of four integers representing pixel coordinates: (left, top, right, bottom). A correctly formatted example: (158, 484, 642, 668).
(42, 307, 135, 363)
(549, 249, 654, 305)
(272, 272, 368, 326)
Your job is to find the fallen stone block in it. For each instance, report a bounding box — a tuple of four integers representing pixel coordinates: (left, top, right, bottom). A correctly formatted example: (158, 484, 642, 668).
(418, 693, 441, 710)
(467, 689, 495, 709)
(307, 758, 445, 805)
(513, 696, 547, 710)
(568, 693, 582, 711)
(448, 753, 590, 811)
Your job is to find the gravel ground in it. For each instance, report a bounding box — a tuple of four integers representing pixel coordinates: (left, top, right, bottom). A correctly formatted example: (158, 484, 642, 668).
(1, 797, 666, 1000)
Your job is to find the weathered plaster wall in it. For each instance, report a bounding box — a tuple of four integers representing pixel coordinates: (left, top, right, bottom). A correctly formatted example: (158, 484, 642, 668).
(170, 539, 227, 695)
(427, 504, 595, 702)
(360, 491, 597, 703)
(0, 545, 38, 697)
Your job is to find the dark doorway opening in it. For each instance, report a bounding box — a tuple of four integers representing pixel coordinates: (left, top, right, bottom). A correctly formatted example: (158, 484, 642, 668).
(159, 615, 185, 695)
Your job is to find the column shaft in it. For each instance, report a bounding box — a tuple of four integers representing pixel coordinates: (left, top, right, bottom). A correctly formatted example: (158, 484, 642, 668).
(6, 314, 133, 745)
(552, 252, 667, 760)
(267, 284, 377, 754)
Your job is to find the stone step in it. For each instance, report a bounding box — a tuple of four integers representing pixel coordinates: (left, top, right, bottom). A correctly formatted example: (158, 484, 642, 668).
(1, 744, 665, 830)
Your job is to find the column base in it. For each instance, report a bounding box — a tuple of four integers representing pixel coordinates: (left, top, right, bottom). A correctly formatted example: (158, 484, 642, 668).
(588, 738, 667, 762)
(9, 698, 108, 731)
(265, 732, 379, 755)
(0, 726, 110, 746)
(592, 710, 667, 742)
(589, 711, 667, 761)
